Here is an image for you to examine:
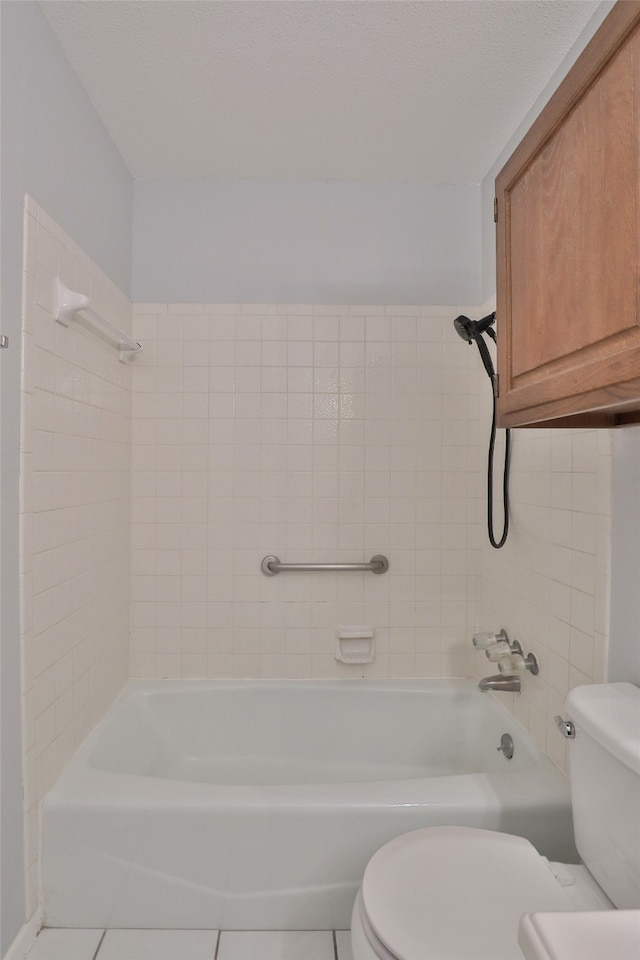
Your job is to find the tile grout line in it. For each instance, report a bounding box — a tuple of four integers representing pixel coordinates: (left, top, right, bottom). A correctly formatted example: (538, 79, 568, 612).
(91, 929, 107, 960)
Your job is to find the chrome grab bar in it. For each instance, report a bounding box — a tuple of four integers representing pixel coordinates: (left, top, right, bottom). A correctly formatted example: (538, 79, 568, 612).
(261, 554, 389, 576)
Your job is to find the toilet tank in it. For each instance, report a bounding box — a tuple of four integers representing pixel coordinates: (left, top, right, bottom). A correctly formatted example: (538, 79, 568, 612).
(566, 682, 640, 909)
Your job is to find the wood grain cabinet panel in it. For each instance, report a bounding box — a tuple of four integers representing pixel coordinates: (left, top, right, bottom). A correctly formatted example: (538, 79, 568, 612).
(496, 1, 640, 427)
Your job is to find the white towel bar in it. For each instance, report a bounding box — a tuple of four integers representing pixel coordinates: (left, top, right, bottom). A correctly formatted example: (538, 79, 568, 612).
(53, 278, 142, 363)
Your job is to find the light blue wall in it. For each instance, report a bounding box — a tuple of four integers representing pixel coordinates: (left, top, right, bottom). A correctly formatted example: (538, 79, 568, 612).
(133, 179, 481, 305)
(0, 3, 133, 953)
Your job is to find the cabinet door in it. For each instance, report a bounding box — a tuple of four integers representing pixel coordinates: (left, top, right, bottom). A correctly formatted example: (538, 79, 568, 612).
(496, 2, 640, 428)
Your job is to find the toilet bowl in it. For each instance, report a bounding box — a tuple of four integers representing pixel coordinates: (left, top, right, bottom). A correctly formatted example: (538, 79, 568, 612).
(350, 683, 640, 960)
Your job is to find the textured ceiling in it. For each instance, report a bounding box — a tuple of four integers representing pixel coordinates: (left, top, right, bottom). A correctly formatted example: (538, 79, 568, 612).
(40, 0, 603, 182)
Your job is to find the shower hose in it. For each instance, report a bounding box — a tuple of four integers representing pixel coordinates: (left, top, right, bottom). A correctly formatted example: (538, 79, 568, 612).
(487, 390, 511, 548)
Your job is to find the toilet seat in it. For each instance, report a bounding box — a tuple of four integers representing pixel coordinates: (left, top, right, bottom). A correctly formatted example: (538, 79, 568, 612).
(359, 826, 586, 960)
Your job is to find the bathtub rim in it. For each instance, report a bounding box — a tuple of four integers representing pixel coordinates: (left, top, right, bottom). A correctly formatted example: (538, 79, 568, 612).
(43, 677, 569, 812)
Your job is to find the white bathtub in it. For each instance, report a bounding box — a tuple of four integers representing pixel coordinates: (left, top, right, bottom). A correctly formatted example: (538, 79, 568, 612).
(42, 679, 576, 930)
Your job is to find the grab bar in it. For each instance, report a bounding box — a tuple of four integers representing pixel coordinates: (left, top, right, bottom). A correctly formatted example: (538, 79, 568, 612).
(261, 554, 389, 576)
(53, 278, 143, 363)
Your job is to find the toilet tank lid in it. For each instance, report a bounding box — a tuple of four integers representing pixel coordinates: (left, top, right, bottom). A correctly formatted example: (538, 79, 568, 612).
(566, 683, 640, 776)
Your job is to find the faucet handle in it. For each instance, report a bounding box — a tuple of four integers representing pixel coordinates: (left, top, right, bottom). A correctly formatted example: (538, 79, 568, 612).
(485, 641, 512, 661)
(498, 655, 520, 674)
(473, 629, 509, 649)
(498, 652, 539, 676)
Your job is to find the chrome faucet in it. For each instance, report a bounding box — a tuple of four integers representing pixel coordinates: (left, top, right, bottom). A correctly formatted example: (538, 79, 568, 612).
(478, 674, 521, 693)
(473, 629, 537, 692)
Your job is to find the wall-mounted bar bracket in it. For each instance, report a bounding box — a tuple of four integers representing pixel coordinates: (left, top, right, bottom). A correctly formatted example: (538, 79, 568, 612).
(53, 278, 142, 363)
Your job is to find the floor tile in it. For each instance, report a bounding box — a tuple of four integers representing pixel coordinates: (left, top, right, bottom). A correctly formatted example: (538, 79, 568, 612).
(96, 929, 218, 960)
(217, 930, 335, 960)
(27, 929, 104, 960)
(335, 930, 353, 960)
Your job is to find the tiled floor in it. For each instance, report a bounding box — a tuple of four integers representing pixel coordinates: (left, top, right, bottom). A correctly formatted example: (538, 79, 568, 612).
(25, 928, 354, 960)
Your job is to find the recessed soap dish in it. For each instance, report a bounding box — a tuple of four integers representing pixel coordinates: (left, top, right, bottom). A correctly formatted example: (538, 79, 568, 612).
(335, 626, 374, 664)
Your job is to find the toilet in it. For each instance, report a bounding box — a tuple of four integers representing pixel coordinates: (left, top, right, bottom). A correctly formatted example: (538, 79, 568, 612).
(351, 682, 640, 960)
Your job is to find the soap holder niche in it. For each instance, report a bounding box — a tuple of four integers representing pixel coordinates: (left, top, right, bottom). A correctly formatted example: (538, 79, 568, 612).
(335, 627, 374, 664)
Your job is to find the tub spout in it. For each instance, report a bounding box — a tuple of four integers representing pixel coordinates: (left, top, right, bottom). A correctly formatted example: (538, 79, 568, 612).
(479, 674, 521, 693)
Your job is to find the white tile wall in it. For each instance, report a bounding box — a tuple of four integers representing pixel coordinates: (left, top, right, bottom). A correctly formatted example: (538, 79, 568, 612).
(20, 197, 132, 914)
(17, 213, 614, 933)
(473, 301, 612, 773)
(130, 303, 483, 680)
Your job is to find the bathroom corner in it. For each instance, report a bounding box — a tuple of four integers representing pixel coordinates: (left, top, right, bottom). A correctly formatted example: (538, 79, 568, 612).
(19, 199, 133, 919)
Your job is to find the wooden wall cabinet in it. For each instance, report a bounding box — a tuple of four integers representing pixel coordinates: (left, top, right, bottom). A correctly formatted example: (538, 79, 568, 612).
(496, 1, 640, 428)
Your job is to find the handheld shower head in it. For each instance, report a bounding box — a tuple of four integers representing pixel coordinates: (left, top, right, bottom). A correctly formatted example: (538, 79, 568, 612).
(453, 313, 497, 384)
(450, 309, 510, 550)
(453, 315, 474, 343)
(453, 313, 496, 344)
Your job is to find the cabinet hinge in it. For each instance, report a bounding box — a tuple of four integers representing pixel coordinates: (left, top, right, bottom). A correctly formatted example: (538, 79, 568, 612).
(493, 198, 498, 223)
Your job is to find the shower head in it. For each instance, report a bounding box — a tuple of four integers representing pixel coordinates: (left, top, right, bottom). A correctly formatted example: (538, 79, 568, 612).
(453, 313, 496, 344)
(453, 315, 475, 344)
(453, 312, 497, 384)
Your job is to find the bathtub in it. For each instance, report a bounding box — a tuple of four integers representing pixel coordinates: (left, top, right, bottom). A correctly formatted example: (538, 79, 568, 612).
(42, 679, 576, 930)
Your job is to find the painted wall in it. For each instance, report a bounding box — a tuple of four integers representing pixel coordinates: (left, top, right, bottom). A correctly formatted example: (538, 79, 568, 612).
(132, 180, 481, 306)
(0, 3, 133, 952)
(130, 301, 483, 681)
